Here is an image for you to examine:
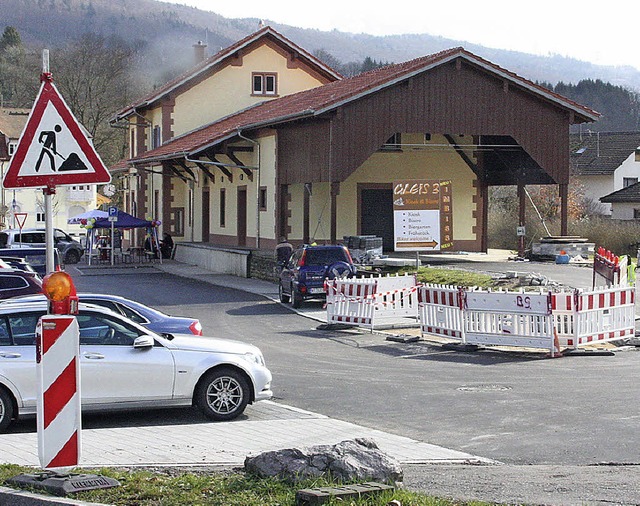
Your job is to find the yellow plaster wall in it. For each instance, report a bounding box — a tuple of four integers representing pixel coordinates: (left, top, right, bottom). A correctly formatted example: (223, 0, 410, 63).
(340, 138, 477, 241)
(173, 45, 326, 136)
(257, 135, 277, 242)
(308, 182, 331, 243)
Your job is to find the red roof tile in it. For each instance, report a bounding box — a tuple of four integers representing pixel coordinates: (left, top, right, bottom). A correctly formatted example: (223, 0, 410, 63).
(122, 47, 601, 166)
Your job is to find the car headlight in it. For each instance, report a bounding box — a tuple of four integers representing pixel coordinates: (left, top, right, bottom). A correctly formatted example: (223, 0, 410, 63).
(244, 351, 265, 366)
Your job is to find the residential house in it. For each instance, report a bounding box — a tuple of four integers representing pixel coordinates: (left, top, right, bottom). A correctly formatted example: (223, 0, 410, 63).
(110, 26, 598, 272)
(570, 131, 640, 216)
(600, 180, 640, 220)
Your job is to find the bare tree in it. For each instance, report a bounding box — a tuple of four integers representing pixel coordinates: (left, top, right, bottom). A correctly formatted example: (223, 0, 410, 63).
(51, 33, 143, 166)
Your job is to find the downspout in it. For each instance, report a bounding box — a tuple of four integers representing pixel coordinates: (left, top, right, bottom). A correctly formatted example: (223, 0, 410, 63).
(236, 129, 261, 250)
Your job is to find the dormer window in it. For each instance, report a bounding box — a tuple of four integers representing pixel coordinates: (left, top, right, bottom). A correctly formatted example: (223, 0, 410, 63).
(252, 72, 277, 96)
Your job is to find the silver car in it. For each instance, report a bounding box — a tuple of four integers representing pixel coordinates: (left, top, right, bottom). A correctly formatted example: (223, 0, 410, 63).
(0, 301, 272, 431)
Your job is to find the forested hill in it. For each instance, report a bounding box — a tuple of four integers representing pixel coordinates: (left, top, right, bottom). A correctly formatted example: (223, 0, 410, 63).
(541, 80, 640, 132)
(4, 0, 640, 93)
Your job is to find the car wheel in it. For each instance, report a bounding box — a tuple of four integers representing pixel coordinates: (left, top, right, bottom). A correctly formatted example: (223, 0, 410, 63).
(65, 250, 80, 264)
(196, 368, 250, 421)
(326, 261, 353, 279)
(279, 283, 290, 303)
(291, 287, 302, 309)
(0, 387, 15, 432)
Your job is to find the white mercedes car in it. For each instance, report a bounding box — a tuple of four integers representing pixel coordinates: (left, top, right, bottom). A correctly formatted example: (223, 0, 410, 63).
(0, 301, 272, 431)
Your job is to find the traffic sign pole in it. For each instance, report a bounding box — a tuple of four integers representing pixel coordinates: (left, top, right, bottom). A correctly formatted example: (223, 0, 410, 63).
(41, 51, 55, 275)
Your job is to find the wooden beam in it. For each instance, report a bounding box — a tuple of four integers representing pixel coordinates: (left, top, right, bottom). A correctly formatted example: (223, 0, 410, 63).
(162, 161, 188, 183)
(175, 160, 196, 181)
(330, 182, 340, 244)
(517, 182, 526, 258)
(227, 151, 253, 182)
(206, 153, 233, 182)
(444, 134, 480, 177)
(560, 183, 568, 236)
(193, 161, 216, 183)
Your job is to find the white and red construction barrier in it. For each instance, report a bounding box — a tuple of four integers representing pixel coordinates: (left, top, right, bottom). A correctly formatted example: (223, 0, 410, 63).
(326, 274, 418, 329)
(552, 284, 635, 349)
(463, 289, 557, 354)
(328, 271, 635, 355)
(418, 284, 465, 339)
(36, 315, 81, 470)
(419, 283, 635, 354)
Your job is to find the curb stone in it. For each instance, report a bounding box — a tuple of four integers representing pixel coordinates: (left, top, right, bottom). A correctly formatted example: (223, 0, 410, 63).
(0, 485, 112, 506)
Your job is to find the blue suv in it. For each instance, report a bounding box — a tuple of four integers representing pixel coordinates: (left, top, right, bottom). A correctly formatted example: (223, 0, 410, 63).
(278, 244, 357, 308)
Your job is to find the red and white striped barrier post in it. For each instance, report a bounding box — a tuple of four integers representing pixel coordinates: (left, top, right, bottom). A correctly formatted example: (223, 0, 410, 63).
(36, 315, 81, 470)
(36, 271, 81, 472)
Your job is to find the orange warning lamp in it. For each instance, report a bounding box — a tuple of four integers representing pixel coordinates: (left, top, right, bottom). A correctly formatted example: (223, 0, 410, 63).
(42, 271, 79, 315)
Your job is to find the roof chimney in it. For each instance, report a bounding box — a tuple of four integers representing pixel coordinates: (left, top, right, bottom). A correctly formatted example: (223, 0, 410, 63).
(193, 41, 207, 65)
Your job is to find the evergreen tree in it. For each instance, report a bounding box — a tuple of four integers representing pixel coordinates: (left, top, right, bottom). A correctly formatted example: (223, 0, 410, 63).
(0, 26, 22, 52)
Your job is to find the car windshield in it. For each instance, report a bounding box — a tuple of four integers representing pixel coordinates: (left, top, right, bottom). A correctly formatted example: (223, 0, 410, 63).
(304, 248, 348, 266)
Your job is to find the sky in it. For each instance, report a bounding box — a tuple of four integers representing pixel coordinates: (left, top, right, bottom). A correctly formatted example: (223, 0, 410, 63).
(171, 0, 640, 71)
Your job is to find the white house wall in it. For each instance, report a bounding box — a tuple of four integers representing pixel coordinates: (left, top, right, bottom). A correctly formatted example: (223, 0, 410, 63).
(610, 203, 639, 220)
(575, 174, 613, 215)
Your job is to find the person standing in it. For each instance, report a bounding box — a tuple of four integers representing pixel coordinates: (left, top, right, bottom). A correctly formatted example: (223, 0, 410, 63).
(160, 232, 174, 259)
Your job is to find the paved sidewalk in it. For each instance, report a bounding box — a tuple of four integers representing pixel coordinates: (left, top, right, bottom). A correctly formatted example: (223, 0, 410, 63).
(0, 401, 491, 468)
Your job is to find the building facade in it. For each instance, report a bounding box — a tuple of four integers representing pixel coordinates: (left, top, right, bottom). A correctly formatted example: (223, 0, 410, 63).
(111, 27, 599, 261)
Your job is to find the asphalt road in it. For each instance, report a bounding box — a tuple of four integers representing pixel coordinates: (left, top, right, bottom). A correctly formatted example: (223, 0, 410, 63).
(63, 265, 640, 505)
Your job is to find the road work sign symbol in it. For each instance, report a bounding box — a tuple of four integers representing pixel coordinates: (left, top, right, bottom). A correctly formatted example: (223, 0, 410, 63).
(3, 78, 111, 188)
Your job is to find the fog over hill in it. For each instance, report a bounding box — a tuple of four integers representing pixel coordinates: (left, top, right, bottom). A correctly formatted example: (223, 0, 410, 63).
(4, 0, 640, 92)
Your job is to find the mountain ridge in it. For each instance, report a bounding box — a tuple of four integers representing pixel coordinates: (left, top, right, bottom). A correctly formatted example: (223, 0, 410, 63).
(3, 0, 640, 92)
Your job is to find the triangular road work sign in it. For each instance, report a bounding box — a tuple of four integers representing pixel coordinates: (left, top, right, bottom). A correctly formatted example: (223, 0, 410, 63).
(3, 77, 111, 188)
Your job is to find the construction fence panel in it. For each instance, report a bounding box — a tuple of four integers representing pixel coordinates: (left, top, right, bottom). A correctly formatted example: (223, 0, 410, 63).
(325, 278, 377, 328)
(552, 285, 635, 349)
(325, 274, 418, 329)
(418, 284, 465, 340)
(463, 290, 556, 353)
(372, 274, 419, 319)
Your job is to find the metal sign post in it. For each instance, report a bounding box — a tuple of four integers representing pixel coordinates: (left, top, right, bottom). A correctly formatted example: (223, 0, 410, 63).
(108, 206, 117, 266)
(41, 50, 55, 275)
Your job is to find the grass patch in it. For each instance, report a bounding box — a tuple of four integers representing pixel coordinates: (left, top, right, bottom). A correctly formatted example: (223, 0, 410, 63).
(0, 465, 487, 505)
(391, 266, 494, 288)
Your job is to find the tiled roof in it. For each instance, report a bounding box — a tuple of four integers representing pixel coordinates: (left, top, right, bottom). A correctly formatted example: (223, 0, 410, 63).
(112, 26, 342, 122)
(122, 47, 600, 167)
(0, 108, 30, 139)
(571, 131, 640, 176)
(600, 181, 640, 203)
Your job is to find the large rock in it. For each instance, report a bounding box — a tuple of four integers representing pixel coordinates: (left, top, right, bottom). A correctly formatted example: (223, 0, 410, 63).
(244, 438, 403, 484)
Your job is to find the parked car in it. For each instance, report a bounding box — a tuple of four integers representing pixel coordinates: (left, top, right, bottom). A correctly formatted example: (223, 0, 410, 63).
(11, 293, 203, 336)
(0, 248, 63, 276)
(279, 244, 357, 308)
(0, 301, 272, 431)
(0, 256, 39, 275)
(0, 268, 43, 300)
(0, 228, 83, 264)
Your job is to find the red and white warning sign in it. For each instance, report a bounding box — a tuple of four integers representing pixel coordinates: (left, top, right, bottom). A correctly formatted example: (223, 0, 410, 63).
(3, 76, 111, 188)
